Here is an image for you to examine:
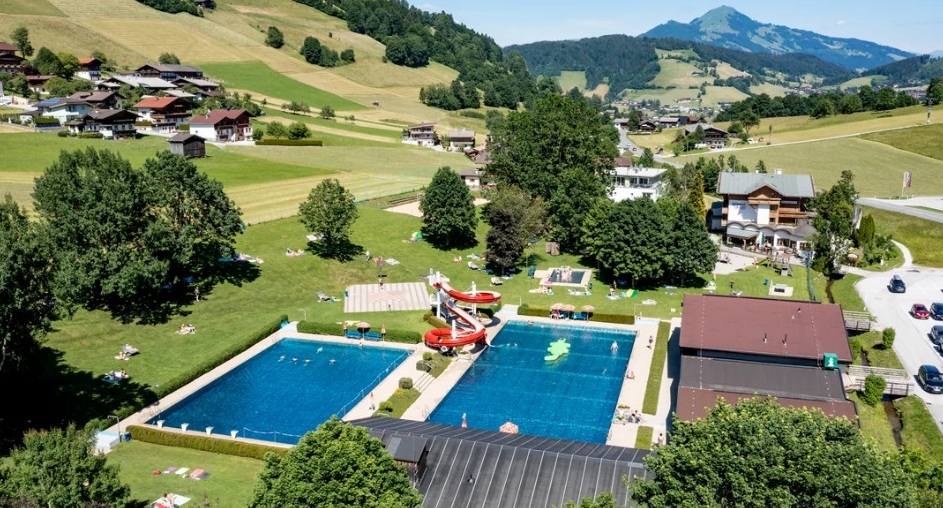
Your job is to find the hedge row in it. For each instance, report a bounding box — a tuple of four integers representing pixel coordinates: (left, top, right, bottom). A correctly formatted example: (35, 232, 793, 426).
(296, 320, 422, 344)
(127, 425, 289, 460)
(517, 304, 635, 325)
(152, 314, 288, 404)
(256, 139, 323, 146)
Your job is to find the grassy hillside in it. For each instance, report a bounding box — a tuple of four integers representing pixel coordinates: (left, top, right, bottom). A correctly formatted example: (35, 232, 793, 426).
(861, 123, 943, 162)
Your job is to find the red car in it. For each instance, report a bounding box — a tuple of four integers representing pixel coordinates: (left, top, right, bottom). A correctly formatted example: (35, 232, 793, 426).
(912, 303, 931, 319)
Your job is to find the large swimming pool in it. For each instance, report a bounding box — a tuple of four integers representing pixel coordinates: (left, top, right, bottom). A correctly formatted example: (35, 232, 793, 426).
(428, 321, 636, 444)
(151, 339, 409, 444)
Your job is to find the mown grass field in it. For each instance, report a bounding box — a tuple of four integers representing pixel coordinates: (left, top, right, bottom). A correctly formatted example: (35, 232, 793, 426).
(259, 107, 400, 140)
(649, 58, 704, 89)
(895, 396, 943, 462)
(848, 393, 898, 454)
(202, 61, 366, 111)
(701, 85, 750, 106)
(0, 0, 64, 15)
(861, 206, 943, 268)
(839, 75, 887, 89)
(747, 82, 790, 97)
(861, 123, 943, 162)
(556, 71, 588, 93)
(107, 441, 265, 507)
(676, 137, 943, 197)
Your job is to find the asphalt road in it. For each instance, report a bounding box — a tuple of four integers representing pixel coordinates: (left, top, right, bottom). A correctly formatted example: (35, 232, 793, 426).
(858, 198, 943, 224)
(854, 243, 943, 432)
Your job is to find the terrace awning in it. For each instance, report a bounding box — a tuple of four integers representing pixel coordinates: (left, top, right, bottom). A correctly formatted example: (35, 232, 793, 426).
(726, 227, 759, 239)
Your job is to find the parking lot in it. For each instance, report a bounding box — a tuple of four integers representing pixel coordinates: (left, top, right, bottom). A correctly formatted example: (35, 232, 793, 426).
(857, 267, 943, 430)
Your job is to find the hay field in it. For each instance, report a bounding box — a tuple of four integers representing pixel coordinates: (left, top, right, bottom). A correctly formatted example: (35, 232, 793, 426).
(861, 124, 943, 162)
(556, 71, 588, 92)
(621, 87, 702, 106)
(587, 83, 610, 99)
(714, 62, 748, 79)
(840, 75, 887, 89)
(201, 61, 365, 110)
(675, 137, 943, 197)
(650, 59, 706, 88)
(758, 106, 928, 144)
(0, 0, 64, 16)
(701, 85, 749, 106)
(626, 130, 677, 151)
(748, 83, 790, 97)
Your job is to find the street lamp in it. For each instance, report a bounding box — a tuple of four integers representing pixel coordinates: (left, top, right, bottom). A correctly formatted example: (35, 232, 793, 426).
(110, 415, 121, 441)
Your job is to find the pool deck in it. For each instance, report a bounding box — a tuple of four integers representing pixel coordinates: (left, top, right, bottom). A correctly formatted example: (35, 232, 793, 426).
(107, 312, 676, 451)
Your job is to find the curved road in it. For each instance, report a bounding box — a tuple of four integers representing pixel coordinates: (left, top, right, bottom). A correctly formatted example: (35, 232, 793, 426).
(859, 197, 943, 224)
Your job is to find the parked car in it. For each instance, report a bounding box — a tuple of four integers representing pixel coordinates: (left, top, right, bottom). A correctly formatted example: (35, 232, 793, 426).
(889, 275, 906, 293)
(918, 365, 943, 394)
(912, 303, 931, 319)
(931, 325, 943, 345)
(931, 302, 943, 320)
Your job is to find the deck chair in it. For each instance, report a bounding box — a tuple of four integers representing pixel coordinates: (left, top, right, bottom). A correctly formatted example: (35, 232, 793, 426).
(317, 291, 333, 302)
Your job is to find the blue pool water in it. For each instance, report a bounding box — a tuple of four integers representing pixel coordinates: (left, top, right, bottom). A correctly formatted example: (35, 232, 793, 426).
(151, 339, 408, 444)
(428, 321, 636, 444)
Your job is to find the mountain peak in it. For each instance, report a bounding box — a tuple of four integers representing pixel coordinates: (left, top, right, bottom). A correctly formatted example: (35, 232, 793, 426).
(641, 7, 913, 70)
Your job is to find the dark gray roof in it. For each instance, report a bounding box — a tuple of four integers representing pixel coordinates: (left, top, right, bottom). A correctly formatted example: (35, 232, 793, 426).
(168, 133, 205, 143)
(679, 355, 849, 402)
(717, 172, 815, 198)
(387, 435, 429, 463)
(353, 417, 651, 508)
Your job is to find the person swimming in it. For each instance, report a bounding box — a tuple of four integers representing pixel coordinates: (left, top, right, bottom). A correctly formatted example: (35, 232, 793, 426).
(292, 357, 298, 363)
(329, 358, 336, 365)
(611, 341, 618, 352)
(316, 347, 323, 354)
(279, 355, 286, 362)
(304, 358, 311, 365)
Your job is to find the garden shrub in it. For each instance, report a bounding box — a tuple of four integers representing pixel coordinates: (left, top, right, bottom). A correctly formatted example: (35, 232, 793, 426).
(416, 360, 431, 372)
(399, 377, 413, 390)
(255, 139, 323, 146)
(378, 401, 394, 413)
(861, 374, 886, 406)
(78, 132, 103, 139)
(56, 130, 70, 137)
(127, 425, 287, 460)
(422, 352, 433, 361)
(849, 337, 862, 363)
(882, 328, 896, 349)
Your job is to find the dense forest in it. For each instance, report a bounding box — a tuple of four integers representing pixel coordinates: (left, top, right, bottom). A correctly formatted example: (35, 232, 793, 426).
(134, 0, 204, 15)
(507, 35, 849, 99)
(715, 87, 919, 122)
(864, 54, 943, 83)
(292, 0, 536, 109)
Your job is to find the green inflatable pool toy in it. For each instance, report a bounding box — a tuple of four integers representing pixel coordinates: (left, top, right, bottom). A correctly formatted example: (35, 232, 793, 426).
(544, 338, 570, 361)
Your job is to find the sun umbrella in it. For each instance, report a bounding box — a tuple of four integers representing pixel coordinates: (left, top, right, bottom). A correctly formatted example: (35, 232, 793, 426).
(582, 305, 595, 312)
(356, 321, 371, 329)
(562, 304, 576, 312)
(550, 303, 565, 310)
(499, 420, 519, 434)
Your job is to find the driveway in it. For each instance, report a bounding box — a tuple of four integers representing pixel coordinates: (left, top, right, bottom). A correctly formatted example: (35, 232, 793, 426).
(858, 197, 943, 224)
(854, 242, 943, 432)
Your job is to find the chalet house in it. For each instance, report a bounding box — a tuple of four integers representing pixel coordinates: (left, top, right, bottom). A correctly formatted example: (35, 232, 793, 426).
(610, 157, 667, 201)
(133, 96, 193, 133)
(0, 41, 25, 73)
(168, 133, 206, 158)
(612, 118, 630, 129)
(75, 57, 102, 81)
(459, 168, 483, 190)
(67, 109, 138, 139)
(677, 294, 856, 423)
(68, 91, 119, 110)
(684, 123, 728, 149)
(638, 120, 658, 133)
(716, 172, 816, 254)
(173, 77, 219, 92)
(98, 75, 177, 93)
(655, 116, 685, 128)
(189, 109, 253, 142)
(26, 75, 56, 94)
(448, 129, 475, 151)
(37, 95, 108, 123)
(405, 122, 436, 146)
(464, 144, 491, 165)
(135, 64, 203, 81)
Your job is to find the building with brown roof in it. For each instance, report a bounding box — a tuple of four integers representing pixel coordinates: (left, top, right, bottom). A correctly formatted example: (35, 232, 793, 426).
(135, 63, 203, 80)
(76, 57, 102, 81)
(676, 294, 856, 423)
(67, 109, 139, 139)
(168, 133, 206, 158)
(448, 129, 475, 151)
(0, 41, 26, 73)
(405, 121, 437, 146)
(189, 109, 252, 142)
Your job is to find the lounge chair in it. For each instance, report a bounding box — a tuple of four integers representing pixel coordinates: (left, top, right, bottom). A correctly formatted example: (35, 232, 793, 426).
(364, 331, 383, 340)
(490, 277, 503, 285)
(467, 261, 479, 270)
(345, 330, 362, 339)
(317, 292, 333, 302)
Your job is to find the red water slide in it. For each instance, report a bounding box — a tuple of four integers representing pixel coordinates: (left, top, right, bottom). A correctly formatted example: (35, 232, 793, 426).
(424, 280, 501, 348)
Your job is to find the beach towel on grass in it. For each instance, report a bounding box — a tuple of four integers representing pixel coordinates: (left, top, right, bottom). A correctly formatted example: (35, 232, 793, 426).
(174, 467, 190, 476)
(162, 466, 177, 474)
(188, 468, 210, 480)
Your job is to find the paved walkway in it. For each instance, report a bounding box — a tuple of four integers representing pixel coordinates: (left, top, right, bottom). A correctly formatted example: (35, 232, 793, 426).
(859, 197, 943, 224)
(606, 317, 662, 448)
(344, 282, 430, 313)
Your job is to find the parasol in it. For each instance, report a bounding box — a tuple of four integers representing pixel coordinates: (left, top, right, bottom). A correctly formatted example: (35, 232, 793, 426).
(356, 321, 371, 329)
(562, 304, 576, 312)
(550, 303, 565, 310)
(499, 420, 519, 434)
(581, 305, 595, 312)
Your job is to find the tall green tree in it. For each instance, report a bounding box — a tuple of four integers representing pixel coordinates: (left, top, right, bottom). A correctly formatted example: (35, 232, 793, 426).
(265, 121, 288, 139)
(250, 417, 421, 508)
(0, 195, 55, 375)
(483, 186, 546, 274)
(811, 170, 857, 274)
(582, 198, 669, 286)
(632, 398, 915, 507)
(32, 47, 62, 77)
(265, 26, 284, 48)
(300, 36, 322, 65)
(0, 425, 133, 507)
(287, 121, 310, 140)
(660, 200, 717, 283)
(9, 27, 33, 58)
(298, 179, 358, 259)
(56, 52, 80, 79)
(420, 167, 478, 249)
(929, 77, 943, 106)
(33, 149, 242, 322)
(158, 52, 180, 64)
(686, 170, 706, 218)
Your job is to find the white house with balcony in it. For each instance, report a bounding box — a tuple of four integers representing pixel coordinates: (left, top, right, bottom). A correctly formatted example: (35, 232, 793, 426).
(610, 157, 667, 201)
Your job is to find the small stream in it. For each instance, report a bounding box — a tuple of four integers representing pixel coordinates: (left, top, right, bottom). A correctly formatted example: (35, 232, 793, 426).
(883, 401, 903, 447)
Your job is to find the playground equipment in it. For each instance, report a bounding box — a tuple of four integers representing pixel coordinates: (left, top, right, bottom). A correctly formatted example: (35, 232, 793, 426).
(544, 338, 570, 361)
(425, 271, 501, 348)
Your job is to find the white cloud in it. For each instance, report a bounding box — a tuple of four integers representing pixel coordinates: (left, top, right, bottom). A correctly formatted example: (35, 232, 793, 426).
(836, 20, 847, 26)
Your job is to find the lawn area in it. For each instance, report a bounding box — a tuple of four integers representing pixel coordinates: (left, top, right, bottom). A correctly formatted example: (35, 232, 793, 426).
(848, 393, 897, 454)
(641, 321, 670, 415)
(861, 123, 943, 162)
(201, 61, 366, 111)
(828, 274, 867, 313)
(751, 106, 927, 144)
(106, 441, 264, 507)
(260, 107, 401, 140)
(634, 426, 653, 450)
(374, 388, 420, 418)
(852, 330, 904, 369)
(861, 206, 943, 268)
(676, 137, 943, 197)
(895, 396, 943, 462)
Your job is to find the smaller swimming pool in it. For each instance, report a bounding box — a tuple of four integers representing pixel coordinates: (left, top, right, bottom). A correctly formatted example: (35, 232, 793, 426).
(151, 339, 408, 444)
(545, 267, 592, 287)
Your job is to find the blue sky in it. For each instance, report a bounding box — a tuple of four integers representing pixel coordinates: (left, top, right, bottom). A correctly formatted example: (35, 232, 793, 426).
(420, 1, 941, 54)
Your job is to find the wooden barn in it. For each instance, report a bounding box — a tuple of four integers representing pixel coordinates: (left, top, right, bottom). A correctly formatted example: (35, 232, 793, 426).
(168, 133, 206, 158)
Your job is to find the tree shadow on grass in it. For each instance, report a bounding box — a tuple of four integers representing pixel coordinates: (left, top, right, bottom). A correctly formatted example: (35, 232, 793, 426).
(0, 346, 158, 455)
(307, 238, 363, 262)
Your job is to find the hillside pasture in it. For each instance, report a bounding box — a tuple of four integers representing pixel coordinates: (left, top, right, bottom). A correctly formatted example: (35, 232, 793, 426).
(0, 0, 64, 16)
(650, 58, 706, 88)
(861, 123, 943, 162)
(0, 14, 147, 65)
(747, 83, 790, 97)
(701, 85, 750, 106)
(713, 62, 749, 79)
(201, 61, 365, 110)
(620, 87, 702, 106)
(675, 136, 943, 197)
(556, 71, 588, 93)
(839, 75, 887, 89)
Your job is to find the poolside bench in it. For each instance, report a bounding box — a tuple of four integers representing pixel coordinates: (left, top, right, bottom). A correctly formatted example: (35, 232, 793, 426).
(345, 330, 362, 339)
(364, 332, 383, 341)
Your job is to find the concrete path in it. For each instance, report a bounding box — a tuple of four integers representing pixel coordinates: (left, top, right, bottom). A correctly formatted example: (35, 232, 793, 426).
(859, 197, 943, 224)
(605, 318, 662, 448)
(344, 282, 430, 313)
